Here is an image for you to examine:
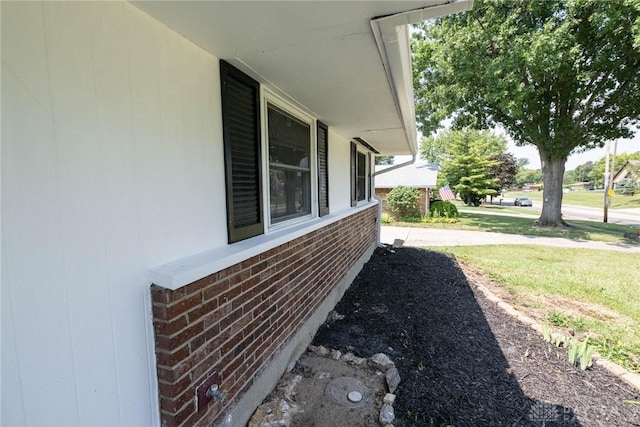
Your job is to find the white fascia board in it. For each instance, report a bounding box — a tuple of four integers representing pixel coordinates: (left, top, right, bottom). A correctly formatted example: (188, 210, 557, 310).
(371, 0, 474, 155)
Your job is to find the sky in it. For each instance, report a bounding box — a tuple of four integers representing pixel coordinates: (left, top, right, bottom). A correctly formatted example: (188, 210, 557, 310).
(405, 126, 640, 171)
(506, 132, 640, 170)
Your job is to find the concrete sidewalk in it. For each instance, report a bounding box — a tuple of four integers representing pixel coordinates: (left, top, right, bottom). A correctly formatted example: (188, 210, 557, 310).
(380, 226, 640, 253)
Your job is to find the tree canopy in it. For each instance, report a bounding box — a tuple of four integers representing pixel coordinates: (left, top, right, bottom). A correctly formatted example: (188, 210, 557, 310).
(423, 129, 506, 205)
(413, 0, 640, 225)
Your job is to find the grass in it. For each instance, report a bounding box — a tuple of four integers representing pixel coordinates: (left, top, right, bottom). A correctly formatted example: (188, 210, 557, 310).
(506, 190, 640, 209)
(390, 212, 639, 244)
(434, 245, 640, 372)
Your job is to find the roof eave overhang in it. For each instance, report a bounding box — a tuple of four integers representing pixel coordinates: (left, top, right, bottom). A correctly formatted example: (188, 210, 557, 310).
(370, 0, 474, 156)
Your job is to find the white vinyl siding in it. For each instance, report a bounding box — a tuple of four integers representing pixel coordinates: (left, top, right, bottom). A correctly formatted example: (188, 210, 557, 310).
(2, 3, 222, 425)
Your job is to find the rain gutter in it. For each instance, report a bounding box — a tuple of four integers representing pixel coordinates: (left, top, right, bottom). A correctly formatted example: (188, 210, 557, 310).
(370, 0, 473, 246)
(369, 0, 474, 157)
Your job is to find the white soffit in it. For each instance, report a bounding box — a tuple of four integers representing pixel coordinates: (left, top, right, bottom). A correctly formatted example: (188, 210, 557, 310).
(132, 1, 473, 155)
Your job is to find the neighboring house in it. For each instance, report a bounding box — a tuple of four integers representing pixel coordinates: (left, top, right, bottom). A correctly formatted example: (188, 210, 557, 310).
(375, 162, 439, 215)
(1, 1, 472, 427)
(613, 160, 640, 188)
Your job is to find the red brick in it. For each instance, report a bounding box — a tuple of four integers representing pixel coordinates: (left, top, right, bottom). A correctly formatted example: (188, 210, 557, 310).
(151, 206, 379, 427)
(155, 292, 203, 322)
(182, 272, 217, 295)
(158, 374, 191, 399)
(229, 312, 253, 337)
(154, 315, 188, 337)
(156, 321, 204, 352)
(170, 399, 194, 427)
(160, 387, 195, 414)
(155, 344, 189, 368)
(219, 284, 242, 305)
(204, 303, 231, 328)
(220, 332, 243, 358)
(202, 278, 229, 302)
(191, 351, 222, 381)
(240, 254, 260, 270)
(217, 262, 242, 280)
(219, 306, 243, 332)
(186, 298, 219, 324)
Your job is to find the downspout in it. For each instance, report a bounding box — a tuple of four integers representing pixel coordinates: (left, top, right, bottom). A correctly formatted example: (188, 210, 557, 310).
(369, 0, 473, 246)
(372, 155, 416, 247)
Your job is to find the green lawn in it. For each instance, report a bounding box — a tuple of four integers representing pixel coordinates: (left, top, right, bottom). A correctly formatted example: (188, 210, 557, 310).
(392, 211, 639, 244)
(435, 245, 640, 372)
(505, 190, 640, 209)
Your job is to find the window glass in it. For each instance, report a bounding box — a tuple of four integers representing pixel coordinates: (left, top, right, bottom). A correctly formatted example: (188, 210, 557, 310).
(357, 151, 366, 201)
(268, 104, 311, 223)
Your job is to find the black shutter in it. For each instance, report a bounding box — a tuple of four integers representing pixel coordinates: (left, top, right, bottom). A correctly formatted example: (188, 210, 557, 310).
(220, 60, 263, 243)
(350, 141, 357, 207)
(317, 121, 329, 217)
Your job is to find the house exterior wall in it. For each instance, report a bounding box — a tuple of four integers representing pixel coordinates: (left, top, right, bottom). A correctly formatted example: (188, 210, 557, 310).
(151, 206, 377, 426)
(1, 2, 372, 426)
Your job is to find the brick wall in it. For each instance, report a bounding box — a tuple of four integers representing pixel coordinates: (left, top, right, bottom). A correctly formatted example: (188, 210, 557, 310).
(150, 206, 377, 426)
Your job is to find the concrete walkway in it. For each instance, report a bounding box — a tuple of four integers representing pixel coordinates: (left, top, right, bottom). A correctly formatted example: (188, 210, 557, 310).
(380, 226, 640, 253)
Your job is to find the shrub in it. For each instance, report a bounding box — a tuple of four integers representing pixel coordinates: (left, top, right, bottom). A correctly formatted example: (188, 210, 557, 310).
(616, 178, 636, 196)
(429, 201, 459, 218)
(385, 186, 422, 218)
(380, 212, 393, 224)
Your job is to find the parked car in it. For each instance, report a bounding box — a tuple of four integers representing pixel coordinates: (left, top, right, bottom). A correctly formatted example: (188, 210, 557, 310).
(514, 197, 533, 207)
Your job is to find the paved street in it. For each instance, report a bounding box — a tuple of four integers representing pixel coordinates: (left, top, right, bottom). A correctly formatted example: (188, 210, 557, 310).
(560, 204, 640, 226)
(464, 202, 640, 227)
(380, 226, 640, 253)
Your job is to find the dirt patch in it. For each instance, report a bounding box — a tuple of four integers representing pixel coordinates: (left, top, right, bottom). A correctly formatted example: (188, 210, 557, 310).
(310, 247, 640, 426)
(289, 355, 386, 426)
(458, 259, 634, 331)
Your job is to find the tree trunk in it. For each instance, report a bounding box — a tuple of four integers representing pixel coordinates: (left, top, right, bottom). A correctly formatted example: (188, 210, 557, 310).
(538, 152, 567, 227)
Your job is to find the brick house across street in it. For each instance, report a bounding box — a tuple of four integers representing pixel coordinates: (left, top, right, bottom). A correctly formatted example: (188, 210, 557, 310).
(375, 161, 439, 216)
(1, 1, 473, 426)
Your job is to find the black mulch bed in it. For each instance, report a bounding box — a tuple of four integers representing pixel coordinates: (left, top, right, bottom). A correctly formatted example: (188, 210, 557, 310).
(313, 247, 640, 427)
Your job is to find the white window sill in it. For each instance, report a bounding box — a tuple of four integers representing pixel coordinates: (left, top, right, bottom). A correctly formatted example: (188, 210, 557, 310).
(147, 202, 378, 290)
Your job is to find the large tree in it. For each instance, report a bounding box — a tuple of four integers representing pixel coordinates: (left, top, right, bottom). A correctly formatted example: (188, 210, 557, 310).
(413, 0, 640, 226)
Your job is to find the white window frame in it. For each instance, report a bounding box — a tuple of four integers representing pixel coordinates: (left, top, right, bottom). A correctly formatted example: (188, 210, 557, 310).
(261, 90, 318, 231)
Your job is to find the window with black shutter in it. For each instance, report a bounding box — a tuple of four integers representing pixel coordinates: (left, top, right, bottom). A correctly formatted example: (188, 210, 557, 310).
(357, 151, 366, 201)
(350, 142, 358, 207)
(350, 141, 370, 206)
(220, 60, 264, 243)
(317, 121, 329, 216)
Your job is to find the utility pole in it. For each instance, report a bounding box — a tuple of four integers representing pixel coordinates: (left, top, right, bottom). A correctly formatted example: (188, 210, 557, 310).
(609, 140, 618, 190)
(603, 141, 610, 223)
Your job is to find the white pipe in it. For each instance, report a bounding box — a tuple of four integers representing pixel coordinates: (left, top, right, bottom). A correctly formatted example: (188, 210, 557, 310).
(372, 155, 416, 246)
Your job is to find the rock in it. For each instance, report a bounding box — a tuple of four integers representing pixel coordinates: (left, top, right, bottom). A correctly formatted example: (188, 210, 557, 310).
(352, 356, 367, 365)
(277, 374, 302, 400)
(308, 345, 331, 357)
(341, 352, 356, 362)
(385, 367, 401, 393)
(326, 310, 344, 322)
(383, 393, 396, 405)
(330, 349, 342, 360)
(249, 398, 296, 427)
(369, 353, 394, 370)
(379, 403, 395, 425)
(340, 352, 368, 365)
